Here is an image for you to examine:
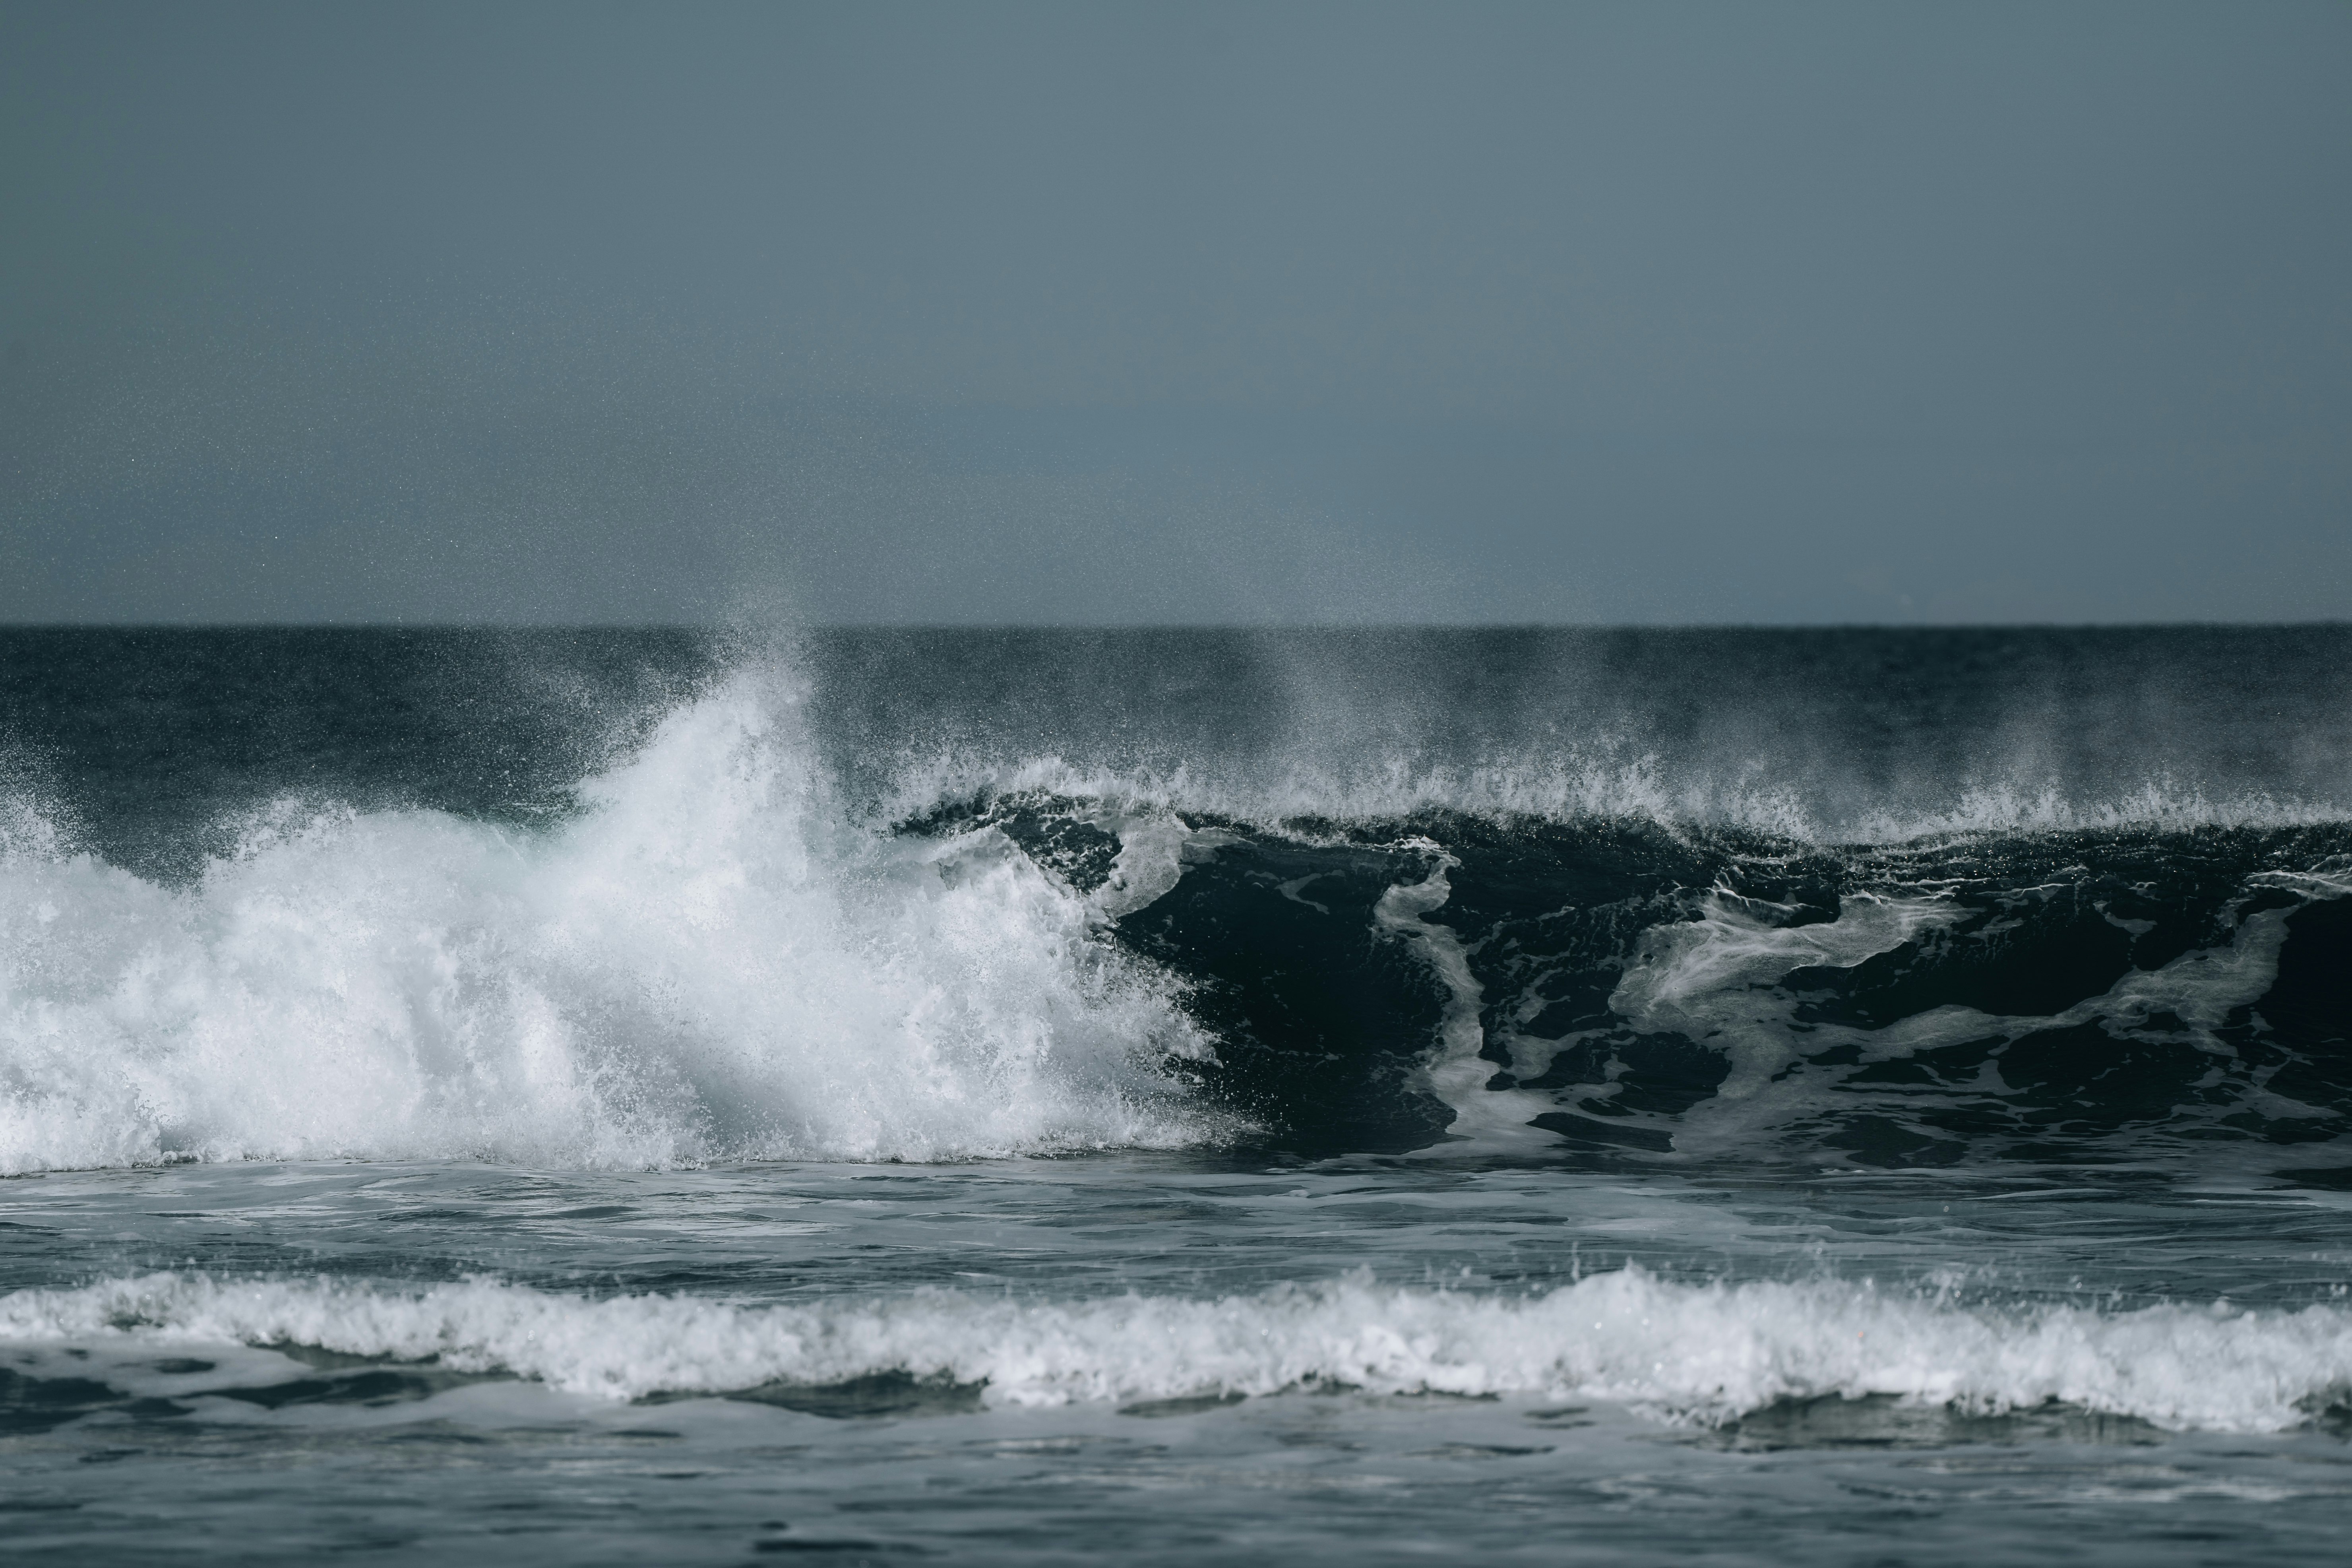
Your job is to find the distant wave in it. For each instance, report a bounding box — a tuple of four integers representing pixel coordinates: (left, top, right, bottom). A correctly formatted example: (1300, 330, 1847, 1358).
(6, 1267, 2349, 1434)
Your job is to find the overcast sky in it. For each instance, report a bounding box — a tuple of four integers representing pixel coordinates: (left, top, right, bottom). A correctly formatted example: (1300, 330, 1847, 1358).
(3, 0, 2347, 624)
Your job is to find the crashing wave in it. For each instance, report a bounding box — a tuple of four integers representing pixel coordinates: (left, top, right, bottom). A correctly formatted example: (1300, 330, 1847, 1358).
(0, 664, 1215, 1175)
(4, 1266, 2348, 1434)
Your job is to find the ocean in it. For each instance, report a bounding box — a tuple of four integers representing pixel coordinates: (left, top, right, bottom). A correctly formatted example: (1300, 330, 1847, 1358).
(2, 626, 2348, 1564)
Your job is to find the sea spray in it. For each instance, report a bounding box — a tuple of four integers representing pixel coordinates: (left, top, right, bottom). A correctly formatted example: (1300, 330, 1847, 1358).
(0, 663, 1214, 1174)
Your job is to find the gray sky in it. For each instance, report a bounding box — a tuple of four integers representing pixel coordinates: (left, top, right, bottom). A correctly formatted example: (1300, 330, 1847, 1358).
(3, 0, 2347, 624)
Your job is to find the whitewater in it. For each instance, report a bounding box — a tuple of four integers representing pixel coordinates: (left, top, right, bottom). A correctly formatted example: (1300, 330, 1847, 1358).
(0, 662, 1215, 1174)
(3, 626, 2350, 1564)
(10, 1267, 2352, 1432)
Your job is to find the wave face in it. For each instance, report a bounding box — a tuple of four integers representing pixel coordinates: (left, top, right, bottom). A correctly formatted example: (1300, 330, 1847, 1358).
(2, 626, 2350, 1175)
(6, 1267, 2347, 1434)
(1058, 810, 2352, 1167)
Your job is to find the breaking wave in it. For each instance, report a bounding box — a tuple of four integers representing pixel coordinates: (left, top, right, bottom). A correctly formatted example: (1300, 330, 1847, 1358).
(4, 634, 2350, 1176)
(5, 1267, 2349, 1434)
(0, 664, 1214, 1175)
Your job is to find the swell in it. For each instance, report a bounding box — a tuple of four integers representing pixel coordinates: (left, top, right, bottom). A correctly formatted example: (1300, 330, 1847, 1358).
(5, 1267, 2349, 1434)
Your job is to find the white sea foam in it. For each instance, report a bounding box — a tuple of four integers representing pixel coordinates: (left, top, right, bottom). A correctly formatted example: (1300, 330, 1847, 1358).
(1372, 845, 1556, 1151)
(4, 1267, 2347, 1433)
(1553, 867, 2344, 1158)
(1606, 887, 1965, 1099)
(1503, 872, 2338, 1159)
(0, 663, 1216, 1175)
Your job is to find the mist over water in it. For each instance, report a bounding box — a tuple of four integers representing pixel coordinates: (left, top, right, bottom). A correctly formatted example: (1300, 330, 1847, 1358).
(18, 626, 2348, 875)
(809, 625, 2352, 839)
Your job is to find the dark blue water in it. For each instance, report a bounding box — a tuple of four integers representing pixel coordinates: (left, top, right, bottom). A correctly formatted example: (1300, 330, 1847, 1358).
(3, 628, 2350, 1564)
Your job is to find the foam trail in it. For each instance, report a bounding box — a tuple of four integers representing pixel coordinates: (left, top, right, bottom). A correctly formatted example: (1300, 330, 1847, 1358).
(1606, 887, 1965, 1099)
(0, 663, 1215, 1174)
(1372, 845, 1554, 1151)
(6, 1269, 2348, 1433)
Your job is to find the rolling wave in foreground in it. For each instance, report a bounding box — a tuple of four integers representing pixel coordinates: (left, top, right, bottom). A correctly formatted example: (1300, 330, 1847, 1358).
(7, 1267, 2350, 1433)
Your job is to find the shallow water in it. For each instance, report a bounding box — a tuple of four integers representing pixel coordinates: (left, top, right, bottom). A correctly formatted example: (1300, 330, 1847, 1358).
(3, 628, 2349, 1562)
(5, 1159, 2351, 1564)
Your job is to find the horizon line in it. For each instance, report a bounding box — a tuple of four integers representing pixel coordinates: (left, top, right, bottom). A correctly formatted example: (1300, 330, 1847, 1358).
(0, 619, 2347, 634)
